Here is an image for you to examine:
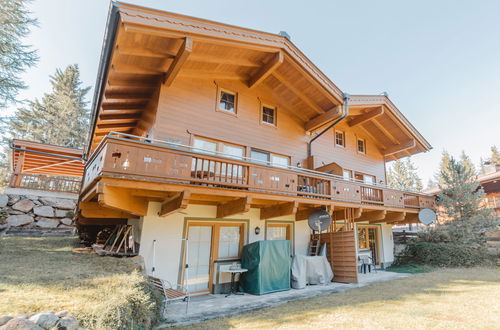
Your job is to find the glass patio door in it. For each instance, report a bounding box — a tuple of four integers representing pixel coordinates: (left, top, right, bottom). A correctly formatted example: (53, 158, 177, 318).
(186, 225, 213, 293)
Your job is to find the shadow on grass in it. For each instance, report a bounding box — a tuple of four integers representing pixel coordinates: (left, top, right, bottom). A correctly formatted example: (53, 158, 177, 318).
(181, 268, 500, 329)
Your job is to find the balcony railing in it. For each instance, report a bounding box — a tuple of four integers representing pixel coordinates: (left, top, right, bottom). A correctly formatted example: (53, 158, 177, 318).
(83, 133, 435, 210)
(10, 173, 81, 194)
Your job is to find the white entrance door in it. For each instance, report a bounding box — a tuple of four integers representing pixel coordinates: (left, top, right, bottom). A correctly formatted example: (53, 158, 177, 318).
(187, 225, 213, 293)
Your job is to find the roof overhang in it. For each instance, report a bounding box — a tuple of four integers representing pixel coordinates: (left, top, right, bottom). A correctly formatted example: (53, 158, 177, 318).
(339, 95, 431, 160)
(11, 140, 84, 178)
(86, 1, 345, 153)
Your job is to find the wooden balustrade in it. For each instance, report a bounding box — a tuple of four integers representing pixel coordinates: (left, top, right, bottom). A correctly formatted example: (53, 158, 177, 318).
(11, 173, 81, 193)
(191, 155, 248, 186)
(403, 194, 420, 208)
(360, 186, 384, 204)
(82, 136, 434, 211)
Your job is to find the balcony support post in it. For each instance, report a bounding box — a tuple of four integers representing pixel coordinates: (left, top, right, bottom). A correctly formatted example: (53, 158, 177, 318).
(217, 196, 252, 218)
(260, 201, 298, 220)
(159, 190, 191, 217)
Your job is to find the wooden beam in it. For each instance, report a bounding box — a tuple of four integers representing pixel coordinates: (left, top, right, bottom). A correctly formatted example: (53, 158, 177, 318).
(371, 119, 400, 145)
(178, 70, 246, 81)
(159, 191, 191, 217)
(248, 51, 283, 88)
(369, 212, 406, 224)
(384, 139, 416, 157)
(164, 37, 193, 86)
(112, 64, 162, 75)
(295, 208, 313, 221)
(77, 217, 127, 226)
(305, 106, 342, 132)
(260, 201, 298, 220)
(116, 45, 175, 59)
(216, 196, 252, 218)
(347, 107, 384, 127)
(79, 201, 133, 218)
(357, 210, 386, 222)
(98, 185, 148, 216)
(332, 208, 362, 220)
(272, 71, 324, 114)
(189, 53, 261, 67)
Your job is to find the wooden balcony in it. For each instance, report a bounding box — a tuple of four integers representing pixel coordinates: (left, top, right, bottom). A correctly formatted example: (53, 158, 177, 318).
(80, 133, 435, 223)
(10, 173, 81, 194)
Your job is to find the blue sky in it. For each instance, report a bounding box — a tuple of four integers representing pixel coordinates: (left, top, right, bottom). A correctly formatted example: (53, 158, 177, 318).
(3, 0, 500, 183)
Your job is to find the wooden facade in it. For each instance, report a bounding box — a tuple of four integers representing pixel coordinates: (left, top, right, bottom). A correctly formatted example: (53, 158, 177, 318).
(76, 3, 435, 285)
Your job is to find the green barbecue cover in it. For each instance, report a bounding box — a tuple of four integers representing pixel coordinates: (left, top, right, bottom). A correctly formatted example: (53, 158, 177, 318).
(240, 240, 291, 295)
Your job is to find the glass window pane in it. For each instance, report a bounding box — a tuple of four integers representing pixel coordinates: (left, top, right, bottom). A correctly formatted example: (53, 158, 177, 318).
(222, 144, 244, 160)
(218, 226, 241, 258)
(271, 154, 289, 168)
(250, 149, 270, 164)
(219, 91, 235, 113)
(262, 106, 275, 125)
(343, 170, 351, 180)
(193, 138, 217, 154)
(267, 226, 287, 240)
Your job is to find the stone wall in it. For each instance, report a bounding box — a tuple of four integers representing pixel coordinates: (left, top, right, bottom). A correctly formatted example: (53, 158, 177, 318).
(0, 193, 77, 233)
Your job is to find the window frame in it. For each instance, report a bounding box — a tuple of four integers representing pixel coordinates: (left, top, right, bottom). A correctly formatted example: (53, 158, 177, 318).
(357, 138, 366, 154)
(265, 221, 294, 251)
(250, 148, 290, 167)
(216, 87, 238, 116)
(192, 136, 245, 159)
(260, 104, 277, 127)
(335, 130, 345, 148)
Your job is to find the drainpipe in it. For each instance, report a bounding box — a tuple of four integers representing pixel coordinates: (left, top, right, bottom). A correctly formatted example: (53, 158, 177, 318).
(307, 93, 350, 158)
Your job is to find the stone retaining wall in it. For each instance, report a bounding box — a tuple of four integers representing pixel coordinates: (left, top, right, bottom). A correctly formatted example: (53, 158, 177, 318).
(0, 193, 77, 233)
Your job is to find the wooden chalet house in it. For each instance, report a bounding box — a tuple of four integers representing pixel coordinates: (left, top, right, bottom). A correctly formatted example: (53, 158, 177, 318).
(78, 2, 435, 291)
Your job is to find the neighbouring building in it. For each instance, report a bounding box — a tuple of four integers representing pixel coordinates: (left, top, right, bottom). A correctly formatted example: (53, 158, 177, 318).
(77, 2, 435, 292)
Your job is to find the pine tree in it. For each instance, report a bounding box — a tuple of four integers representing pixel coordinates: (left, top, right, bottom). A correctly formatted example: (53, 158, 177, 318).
(387, 157, 423, 192)
(8, 65, 90, 148)
(426, 178, 437, 190)
(434, 150, 452, 184)
(437, 156, 489, 220)
(0, 0, 38, 108)
(459, 150, 476, 176)
(490, 145, 500, 165)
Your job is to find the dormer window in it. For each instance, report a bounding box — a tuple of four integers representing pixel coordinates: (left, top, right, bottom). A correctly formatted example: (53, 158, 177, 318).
(335, 130, 345, 147)
(261, 105, 276, 126)
(218, 89, 237, 114)
(357, 138, 366, 154)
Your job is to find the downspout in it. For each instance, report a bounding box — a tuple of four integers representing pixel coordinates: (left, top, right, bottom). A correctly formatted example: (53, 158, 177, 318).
(307, 93, 350, 158)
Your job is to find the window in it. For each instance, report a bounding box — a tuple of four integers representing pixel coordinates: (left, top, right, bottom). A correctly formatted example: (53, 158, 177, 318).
(218, 225, 242, 259)
(335, 130, 345, 147)
(261, 105, 276, 126)
(192, 137, 245, 176)
(193, 138, 217, 155)
(218, 89, 237, 113)
(266, 223, 291, 240)
(250, 149, 269, 164)
(364, 175, 375, 185)
(357, 138, 366, 154)
(343, 169, 352, 180)
(250, 149, 289, 168)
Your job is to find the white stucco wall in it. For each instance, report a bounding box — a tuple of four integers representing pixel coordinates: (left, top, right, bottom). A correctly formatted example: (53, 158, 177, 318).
(131, 203, 396, 287)
(131, 202, 305, 286)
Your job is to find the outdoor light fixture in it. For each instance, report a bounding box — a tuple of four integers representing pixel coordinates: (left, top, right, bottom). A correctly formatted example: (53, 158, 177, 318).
(255, 226, 261, 235)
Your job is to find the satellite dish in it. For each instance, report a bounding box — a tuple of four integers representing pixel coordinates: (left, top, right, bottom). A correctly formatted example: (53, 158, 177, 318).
(308, 209, 332, 232)
(418, 208, 437, 225)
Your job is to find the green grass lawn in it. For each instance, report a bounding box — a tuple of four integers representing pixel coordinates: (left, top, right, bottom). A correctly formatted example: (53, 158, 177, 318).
(0, 236, 160, 329)
(183, 267, 500, 329)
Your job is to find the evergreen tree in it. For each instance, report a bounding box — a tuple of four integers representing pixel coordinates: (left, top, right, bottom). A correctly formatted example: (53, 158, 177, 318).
(387, 157, 423, 192)
(0, 0, 38, 108)
(437, 156, 489, 220)
(490, 145, 500, 164)
(459, 150, 476, 176)
(426, 178, 437, 190)
(8, 65, 90, 148)
(434, 150, 452, 184)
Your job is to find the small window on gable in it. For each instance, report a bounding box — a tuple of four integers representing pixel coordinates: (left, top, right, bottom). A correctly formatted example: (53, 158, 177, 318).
(261, 105, 276, 126)
(357, 138, 366, 154)
(219, 89, 237, 113)
(335, 131, 345, 147)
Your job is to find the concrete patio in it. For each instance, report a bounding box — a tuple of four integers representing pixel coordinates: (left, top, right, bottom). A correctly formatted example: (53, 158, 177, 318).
(158, 271, 413, 328)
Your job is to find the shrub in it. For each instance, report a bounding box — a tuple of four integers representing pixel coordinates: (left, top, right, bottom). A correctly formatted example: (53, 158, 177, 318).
(395, 242, 494, 267)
